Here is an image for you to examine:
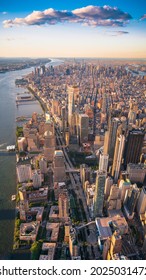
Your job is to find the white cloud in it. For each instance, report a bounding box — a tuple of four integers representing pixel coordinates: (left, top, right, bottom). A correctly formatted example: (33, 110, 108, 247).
(3, 5, 132, 28)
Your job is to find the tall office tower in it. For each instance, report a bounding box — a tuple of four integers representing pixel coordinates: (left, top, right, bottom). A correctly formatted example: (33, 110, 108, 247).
(78, 114, 89, 144)
(44, 130, 55, 148)
(85, 104, 94, 119)
(61, 106, 66, 135)
(104, 118, 119, 159)
(53, 150, 66, 183)
(124, 184, 139, 219)
(101, 92, 107, 114)
(103, 131, 109, 154)
(107, 184, 121, 211)
(58, 190, 69, 221)
(80, 164, 91, 190)
(124, 129, 145, 166)
(128, 109, 136, 125)
(93, 171, 106, 217)
(52, 100, 59, 115)
(127, 163, 146, 184)
(67, 85, 79, 135)
(104, 176, 113, 199)
(32, 170, 42, 189)
(44, 130, 56, 162)
(119, 179, 131, 202)
(44, 120, 56, 162)
(39, 157, 48, 174)
(99, 154, 109, 173)
(44, 120, 55, 135)
(17, 164, 32, 183)
(120, 116, 127, 131)
(39, 65, 45, 76)
(136, 186, 146, 215)
(112, 135, 125, 183)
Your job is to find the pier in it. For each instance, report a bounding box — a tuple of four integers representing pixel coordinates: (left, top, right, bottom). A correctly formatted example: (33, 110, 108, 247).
(0, 150, 16, 156)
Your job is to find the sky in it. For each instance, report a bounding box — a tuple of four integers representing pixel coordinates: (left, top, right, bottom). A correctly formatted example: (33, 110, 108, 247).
(0, 0, 146, 58)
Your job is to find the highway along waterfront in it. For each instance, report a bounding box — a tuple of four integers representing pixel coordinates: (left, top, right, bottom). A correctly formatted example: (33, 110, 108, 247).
(0, 59, 63, 259)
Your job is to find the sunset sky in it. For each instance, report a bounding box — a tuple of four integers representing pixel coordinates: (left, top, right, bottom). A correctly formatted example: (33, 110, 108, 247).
(0, 0, 146, 58)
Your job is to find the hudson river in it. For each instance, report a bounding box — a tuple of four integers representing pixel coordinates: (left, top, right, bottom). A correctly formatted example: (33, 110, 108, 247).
(0, 59, 63, 259)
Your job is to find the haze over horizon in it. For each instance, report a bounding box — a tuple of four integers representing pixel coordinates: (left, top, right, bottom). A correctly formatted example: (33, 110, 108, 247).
(0, 0, 146, 58)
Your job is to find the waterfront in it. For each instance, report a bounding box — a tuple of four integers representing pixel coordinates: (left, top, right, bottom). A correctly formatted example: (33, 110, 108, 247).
(0, 59, 63, 259)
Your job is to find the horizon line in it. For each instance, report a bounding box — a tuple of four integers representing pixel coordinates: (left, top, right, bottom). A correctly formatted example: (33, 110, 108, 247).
(0, 56, 146, 60)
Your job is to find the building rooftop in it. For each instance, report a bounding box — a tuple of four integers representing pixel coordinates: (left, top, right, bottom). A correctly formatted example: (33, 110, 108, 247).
(46, 222, 60, 242)
(95, 215, 128, 240)
(54, 150, 63, 157)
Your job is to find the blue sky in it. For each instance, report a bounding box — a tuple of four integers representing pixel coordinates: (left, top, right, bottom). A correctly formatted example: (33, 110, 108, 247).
(0, 0, 146, 58)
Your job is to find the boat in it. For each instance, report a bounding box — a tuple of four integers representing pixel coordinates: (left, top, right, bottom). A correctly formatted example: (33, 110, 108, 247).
(6, 145, 15, 151)
(16, 94, 34, 102)
(11, 195, 16, 201)
(15, 78, 28, 86)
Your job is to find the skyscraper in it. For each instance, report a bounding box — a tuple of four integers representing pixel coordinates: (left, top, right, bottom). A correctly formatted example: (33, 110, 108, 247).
(67, 85, 79, 135)
(39, 157, 48, 174)
(99, 154, 109, 173)
(93, 171, 106, 217)
(32, 170, 42, 189)
(112, 135, 125, 183)
(101, 92, 108, 114)
(124, 184, 139, 219)
(58, 190, 69, 221)
(53, 150, 66, 183)
(124, 129, 145, 166)
(104, 118, 119, 159)
(104, 176, 113, 199)
(78, 114, 89, 144)
(44, 120, 56, 162)
(136, 186, 146, 215)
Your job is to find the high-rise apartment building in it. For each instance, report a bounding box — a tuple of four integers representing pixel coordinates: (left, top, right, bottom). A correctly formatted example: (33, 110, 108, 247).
(17, 164, 32, 183)
(32, 170, 42, 188)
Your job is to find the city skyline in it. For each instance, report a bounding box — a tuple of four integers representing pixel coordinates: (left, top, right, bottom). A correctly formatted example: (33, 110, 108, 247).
(0, 0, 146, 58)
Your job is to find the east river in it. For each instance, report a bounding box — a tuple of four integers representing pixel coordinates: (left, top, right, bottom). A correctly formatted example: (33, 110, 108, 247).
(0, 59, 63, 259)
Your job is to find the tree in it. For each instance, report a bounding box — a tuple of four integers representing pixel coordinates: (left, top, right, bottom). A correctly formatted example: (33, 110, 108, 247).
(30, 240, 43, 260)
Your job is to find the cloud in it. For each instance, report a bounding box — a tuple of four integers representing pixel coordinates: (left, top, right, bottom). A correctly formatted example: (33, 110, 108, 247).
(106, 30, 129, 36)
(140, 14, 146, 20)
(3, 5, 132, 28)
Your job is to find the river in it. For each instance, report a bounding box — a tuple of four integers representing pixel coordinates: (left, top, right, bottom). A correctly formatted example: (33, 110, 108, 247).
(0, 58, 63, 259)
